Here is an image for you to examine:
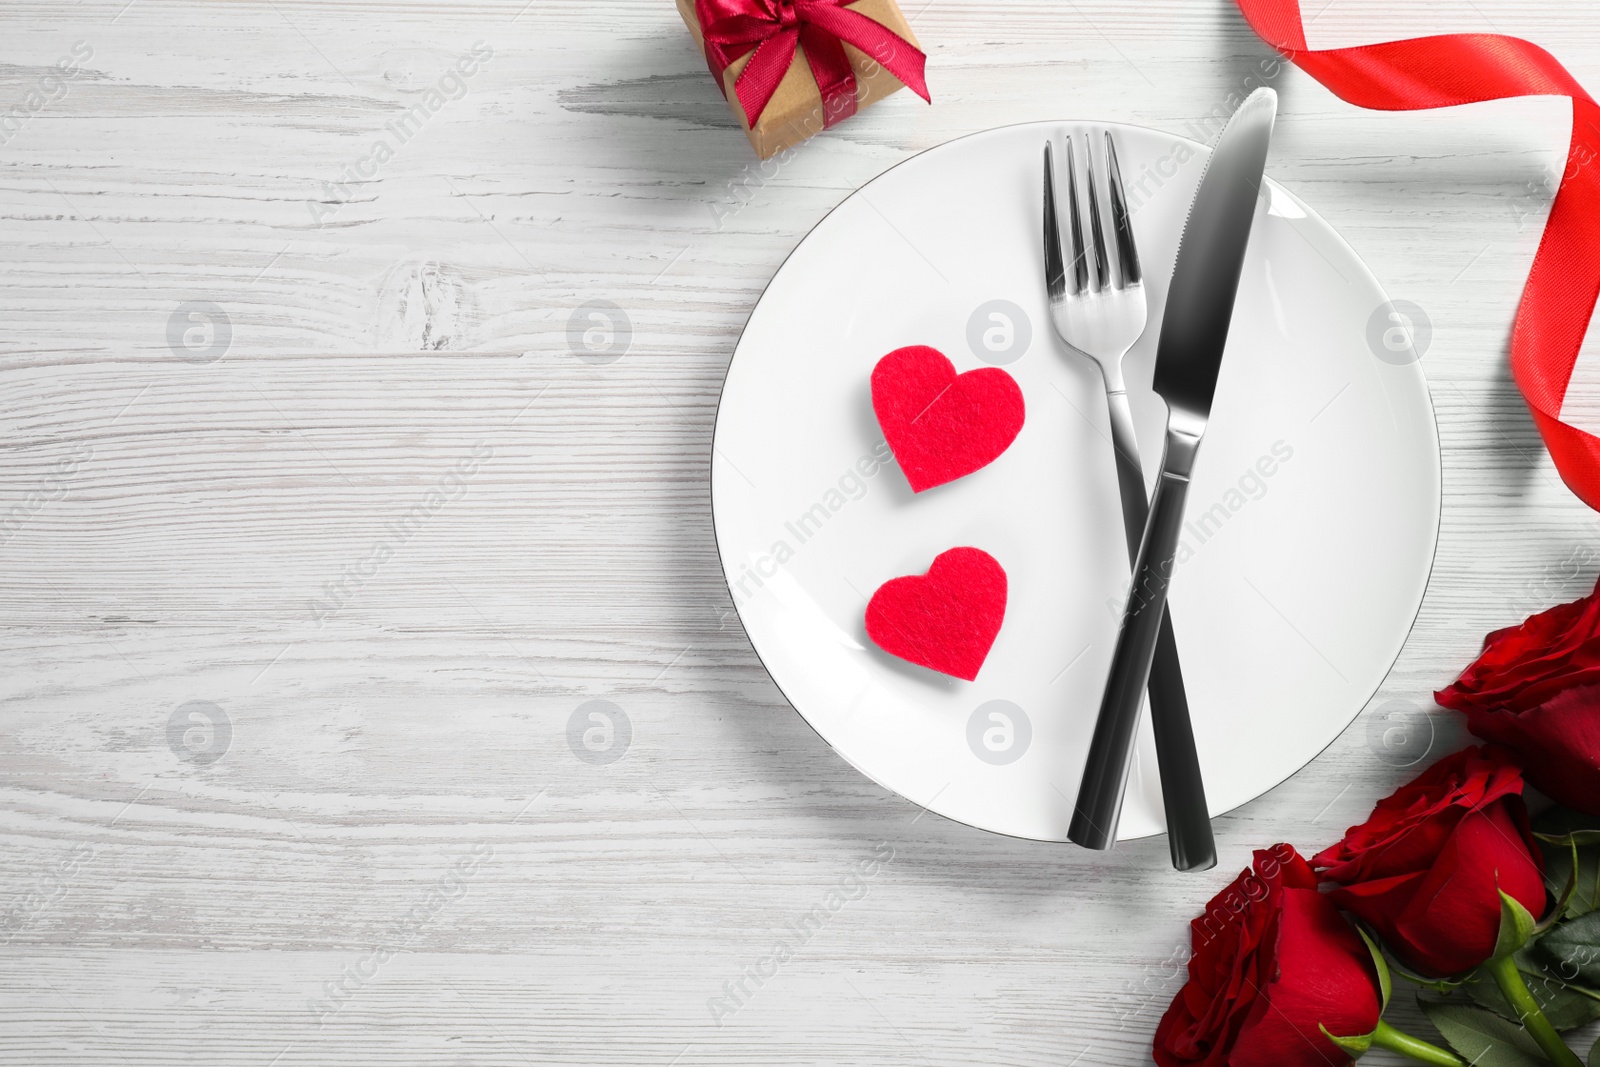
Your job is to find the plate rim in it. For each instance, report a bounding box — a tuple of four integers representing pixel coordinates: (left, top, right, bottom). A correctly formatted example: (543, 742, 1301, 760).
(709, 118, 1444, 844)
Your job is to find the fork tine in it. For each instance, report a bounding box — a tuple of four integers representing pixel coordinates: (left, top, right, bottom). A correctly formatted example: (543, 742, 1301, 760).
(1083, 135, 1111, 292)
(1104, 130, 1142, 287)
(1042, 142, 1066, 302)
(1064, 138, 1089, 296)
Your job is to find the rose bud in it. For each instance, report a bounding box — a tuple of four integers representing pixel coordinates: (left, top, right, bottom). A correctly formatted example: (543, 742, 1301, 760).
(1313, 746, 1545, 977)
(1436, 580, 1600, 816)
(1154, 845, 1381, 1067)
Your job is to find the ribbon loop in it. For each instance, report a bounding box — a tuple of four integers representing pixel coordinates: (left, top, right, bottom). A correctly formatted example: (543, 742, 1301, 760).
(1237, 0, 1600, 510)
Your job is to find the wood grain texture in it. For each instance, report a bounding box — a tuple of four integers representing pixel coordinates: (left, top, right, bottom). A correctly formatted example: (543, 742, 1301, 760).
(2, 0, 1599, 1063)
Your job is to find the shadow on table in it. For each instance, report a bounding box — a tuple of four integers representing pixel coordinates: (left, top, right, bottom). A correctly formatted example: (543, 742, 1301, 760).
(551, 32, 753, 179)
(1210, 0, 1300, 126)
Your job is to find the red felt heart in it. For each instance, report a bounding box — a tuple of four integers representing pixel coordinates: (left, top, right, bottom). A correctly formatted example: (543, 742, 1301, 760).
(871, 346, 1026, 492)
(865, 547, 1008, 681)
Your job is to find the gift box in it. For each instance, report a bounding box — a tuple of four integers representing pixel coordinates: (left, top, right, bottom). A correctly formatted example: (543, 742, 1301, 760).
(676, 0, 931, 159)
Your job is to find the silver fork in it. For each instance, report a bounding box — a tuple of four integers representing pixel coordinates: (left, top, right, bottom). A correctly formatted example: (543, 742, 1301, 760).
(1044, 132, 1216, 871)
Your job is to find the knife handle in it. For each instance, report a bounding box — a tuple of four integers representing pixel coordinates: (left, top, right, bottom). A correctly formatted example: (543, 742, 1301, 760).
(1104, 391, 1216, 872)
(1069, 463, 1191, 851)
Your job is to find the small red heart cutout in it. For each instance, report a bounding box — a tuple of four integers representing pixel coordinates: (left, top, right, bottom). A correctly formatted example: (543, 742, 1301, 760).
(865, 547, 1008, 681)
(871, 346, 1025, 492)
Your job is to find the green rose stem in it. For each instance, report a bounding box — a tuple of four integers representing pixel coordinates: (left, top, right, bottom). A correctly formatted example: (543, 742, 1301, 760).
(1368, 1020, 1468, 1067)
(1483, 953, 1585, 1067)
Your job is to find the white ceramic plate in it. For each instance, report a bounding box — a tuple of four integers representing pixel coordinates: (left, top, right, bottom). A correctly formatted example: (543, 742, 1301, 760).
(711, 121, 1440, 841)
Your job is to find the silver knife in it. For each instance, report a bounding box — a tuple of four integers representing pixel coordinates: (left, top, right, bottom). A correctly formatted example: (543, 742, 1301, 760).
(1068, 87, 1278, 851)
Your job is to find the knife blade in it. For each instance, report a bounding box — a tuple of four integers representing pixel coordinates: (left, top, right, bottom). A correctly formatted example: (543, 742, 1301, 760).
(1068, 87, 1278, 852)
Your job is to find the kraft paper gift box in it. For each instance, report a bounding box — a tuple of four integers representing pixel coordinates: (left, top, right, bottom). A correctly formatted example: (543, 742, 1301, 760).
(676, 0, 929, 159)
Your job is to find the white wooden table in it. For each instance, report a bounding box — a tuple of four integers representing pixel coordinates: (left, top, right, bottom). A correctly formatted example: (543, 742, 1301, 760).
(3, 1, 1599, 1063)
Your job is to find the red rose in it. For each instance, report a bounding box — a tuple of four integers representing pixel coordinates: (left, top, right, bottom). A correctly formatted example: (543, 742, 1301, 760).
(1435, 581, 1600, 815)
(1154, 845, 1381, 1067)
(1312, 746, 1545, 977)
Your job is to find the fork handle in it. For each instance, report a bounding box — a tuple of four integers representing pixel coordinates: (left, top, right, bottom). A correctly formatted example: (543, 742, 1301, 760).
(1105, 391, 1148, 562)
(1148, 616, 1215, 870)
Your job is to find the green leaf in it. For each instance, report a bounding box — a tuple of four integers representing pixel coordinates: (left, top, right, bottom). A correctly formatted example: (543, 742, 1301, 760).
(1536, 831, 1600, 848)
(1322, 1023, 1374, 1057)
(1465, 963, 1600, 1030)
(1421, 1002, 1550, 1067)
(1515, 945, 1600, 1008)
(1537, 911, 1600, 988)
(1535, 808, 1600, 919)
(1589, 1033, 1599, 1067)
(1533, 807, 1600, 838)
(1357, 926, 1393, 1011)
(1497, 890, 1539, 959)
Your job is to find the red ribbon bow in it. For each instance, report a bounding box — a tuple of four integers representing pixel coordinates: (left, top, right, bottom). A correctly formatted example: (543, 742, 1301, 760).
(1236, 0, 1600, 510)
(696, 0, 930, 131)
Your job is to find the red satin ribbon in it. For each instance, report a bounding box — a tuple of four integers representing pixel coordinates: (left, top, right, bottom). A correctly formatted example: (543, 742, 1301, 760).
(1235, 0, 1600, 510)
(696, 0, 930, 131)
